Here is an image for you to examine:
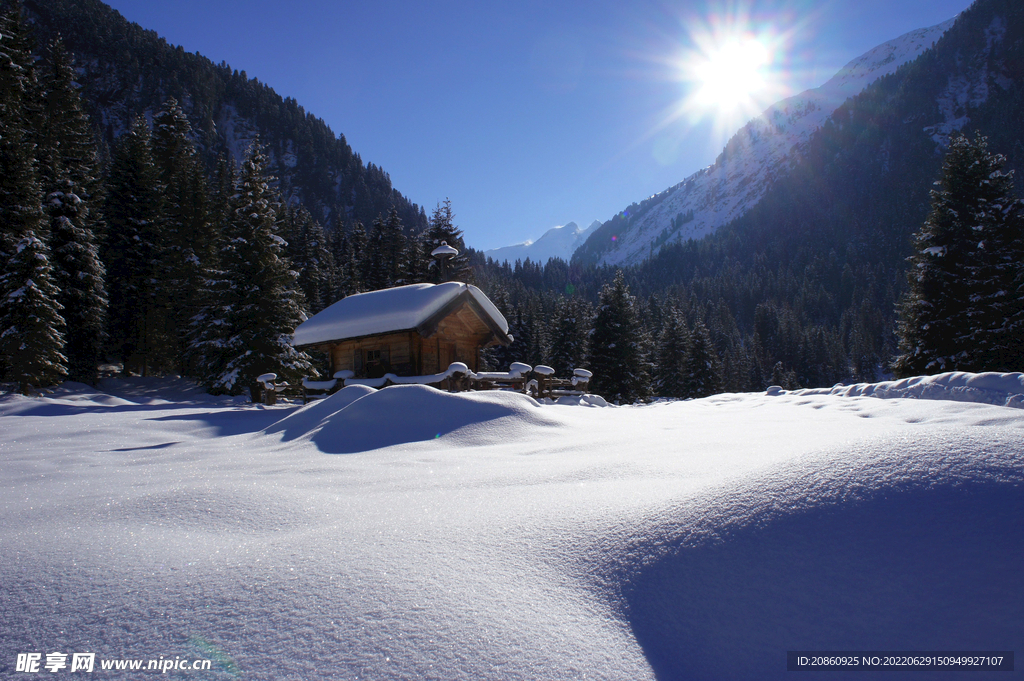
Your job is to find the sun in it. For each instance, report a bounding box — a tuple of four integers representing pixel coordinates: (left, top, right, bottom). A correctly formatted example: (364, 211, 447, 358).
(671, 18, 790, 134)
(691, 37, 771, 114)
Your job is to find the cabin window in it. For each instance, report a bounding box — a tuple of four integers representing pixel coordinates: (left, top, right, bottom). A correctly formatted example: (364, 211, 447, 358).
(362, 347, 390, 378)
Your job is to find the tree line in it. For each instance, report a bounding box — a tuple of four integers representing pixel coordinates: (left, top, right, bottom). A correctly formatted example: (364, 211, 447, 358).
(0, 4, 468, 397)
(3, 2, 1021, 403)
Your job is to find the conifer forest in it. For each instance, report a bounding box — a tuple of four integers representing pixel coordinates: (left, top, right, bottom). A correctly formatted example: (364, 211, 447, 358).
(2, 0, 1023, 403)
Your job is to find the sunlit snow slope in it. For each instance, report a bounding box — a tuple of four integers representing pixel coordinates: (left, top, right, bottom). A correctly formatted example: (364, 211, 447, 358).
(582, 18, 954, 267)
(486, 220, 602, 265)
(1, 375, 1021, 679)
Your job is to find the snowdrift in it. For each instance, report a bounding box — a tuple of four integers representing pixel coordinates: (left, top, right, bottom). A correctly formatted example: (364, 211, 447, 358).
(266, 384, 561, 453)
(1, 374, 1021, 679)
(616, 429, 1023, 679)
(788, 371, 1024, 409)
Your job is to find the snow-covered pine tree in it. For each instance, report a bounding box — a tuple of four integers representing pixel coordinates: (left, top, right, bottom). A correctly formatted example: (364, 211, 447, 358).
(213, 140, 312, 399)
(403, 229, 430, 285)
(589, 271, 652, 404)
(328, 218, 356, 299)
(37, 38, 107, 384)
(476, 283, 510, 371)
(348, 219, 370, 292)
(45, 176, 107, 384)
(151, 98, 213, 371)
(0, 1, 42, 259)
(548, 295, 593, 377)
(769, 360, 798, 390)
(284, 206, 335, 314)
(209, 153, 235, 238)
(0, 232, 67, 394)
(502, 301, 534, 368)
(894, 133, 1024, 376)
(365, 208, 406, 291)
(654, 308, 689, 398)
(426, 198, 472, 283)
(682, 318, 723, 398)
(384, 208, 409, 286)
(182, 153, 234, 382)
(525, 300, 548, 368)
(959, 146, 1024, 371)
(37, 38, 104, 226)
(104, 115, 169, 375)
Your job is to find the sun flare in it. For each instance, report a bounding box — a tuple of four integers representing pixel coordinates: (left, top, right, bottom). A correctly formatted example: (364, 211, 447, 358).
(671, 17, 790, 135)
(692, 37, 771, 113)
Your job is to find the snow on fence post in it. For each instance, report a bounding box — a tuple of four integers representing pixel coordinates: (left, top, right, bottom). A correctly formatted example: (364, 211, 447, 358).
(257, 373, 278, 405)
(446, 362, 470, 392)
(533, 365, 555, 398)
(572, 368, 592, 392)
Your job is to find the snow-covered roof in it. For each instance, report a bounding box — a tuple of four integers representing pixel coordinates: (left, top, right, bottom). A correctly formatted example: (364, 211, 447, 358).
(292, 282, 509, 347)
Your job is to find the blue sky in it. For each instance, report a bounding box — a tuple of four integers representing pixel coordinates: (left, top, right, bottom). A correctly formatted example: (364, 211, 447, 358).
(104, 0, 972, 251)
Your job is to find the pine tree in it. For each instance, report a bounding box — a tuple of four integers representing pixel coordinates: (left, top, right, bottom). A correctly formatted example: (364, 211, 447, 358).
(213, 140, 312, 399)
(549, 295, 593, 376)
(38, 38, 107, 384)
(894, 133, 1024, 376)
(37, 38, 104, 220)
(348, 219, 369, 292)
(0, 2, 44, 380)
(365, 209, 406, 290)
(403, 229, 430, 285)
(304, 214, 335, 313)
(654, 308, 689, 398)
(426, 198, 472, 283)
(589, 271, 652, 404)
(0, 232, 67, 394)
(501, 301, 534, 368)
(183, 153, 233, 382)
(284, 206, 336, 314)
(104, 116, 168, 375)
(45, 177, 107, 383)
(0, 1, 42, 259)
(329, 218, 358, 299)
(151, 98, 212, 371)
(682, 318, 723, 398)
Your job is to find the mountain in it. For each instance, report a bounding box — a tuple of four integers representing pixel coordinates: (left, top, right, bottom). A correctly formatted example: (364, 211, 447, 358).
(470, 0, 1023, 392)
(22, 0, 428, 234)
(573, 18, 955, 267)
(485, 220, 601, 265)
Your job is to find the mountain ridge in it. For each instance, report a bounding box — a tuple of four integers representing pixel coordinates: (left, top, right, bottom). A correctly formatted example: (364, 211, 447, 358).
(23, 0, 429, 235)
(573, 18, 956, 267)
(485, 220, 601, 265)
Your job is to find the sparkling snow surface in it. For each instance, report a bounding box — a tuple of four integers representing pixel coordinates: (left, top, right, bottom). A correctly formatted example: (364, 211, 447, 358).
(291, 282, 509, 347)
(1, 375, 1021, 679)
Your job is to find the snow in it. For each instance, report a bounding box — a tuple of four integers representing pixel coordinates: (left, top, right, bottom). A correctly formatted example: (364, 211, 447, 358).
(300, 378, 337, 391)
(292, 282, 509, 347)
(1, 373, 1021, 679)
(592, 19, 955, 267)
(924, 16, 1008, 146)
(790, 371, 1024, 409)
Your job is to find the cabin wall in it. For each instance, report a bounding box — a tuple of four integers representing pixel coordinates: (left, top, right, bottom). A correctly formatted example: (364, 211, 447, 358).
(330, 332, 414, 378)
(322, 301, 503, 378)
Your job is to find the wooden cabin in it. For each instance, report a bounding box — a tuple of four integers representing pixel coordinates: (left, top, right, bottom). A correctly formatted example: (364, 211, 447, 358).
(291, 282, 512, 379)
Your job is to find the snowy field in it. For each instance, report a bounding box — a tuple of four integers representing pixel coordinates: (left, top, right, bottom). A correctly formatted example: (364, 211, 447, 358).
(1, 374, 1022, 679)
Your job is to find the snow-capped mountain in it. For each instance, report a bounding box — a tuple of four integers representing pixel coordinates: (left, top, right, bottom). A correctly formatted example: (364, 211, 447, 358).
(574, 18, 956, 267)
(486, 220, 601, 265)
